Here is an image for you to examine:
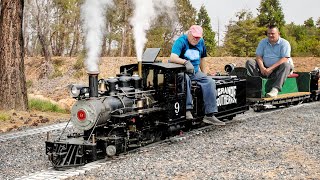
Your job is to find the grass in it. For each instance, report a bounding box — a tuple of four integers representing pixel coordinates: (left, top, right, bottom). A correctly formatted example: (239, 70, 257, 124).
(53, 58, 64, 67)
(50, 58, 65, 79)
(74, 53, 85, 70)
(50, 64, 63, 79)
(73, 54, 86, 79)
(0, 112, 10, 122)
(28, 98, 68, 113)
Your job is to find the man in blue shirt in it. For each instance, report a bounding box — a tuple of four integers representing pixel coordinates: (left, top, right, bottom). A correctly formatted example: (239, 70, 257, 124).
(169, 25, 225, 125)
(246, 25, 293, 97)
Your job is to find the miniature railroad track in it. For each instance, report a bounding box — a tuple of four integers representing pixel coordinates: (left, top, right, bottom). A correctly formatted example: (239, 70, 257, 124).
(0, 122, 71, 143)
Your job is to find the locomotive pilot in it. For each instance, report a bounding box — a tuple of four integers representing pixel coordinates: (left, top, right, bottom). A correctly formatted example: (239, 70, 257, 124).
(169, 25, 225, 126)
(246, 25, 294, 98)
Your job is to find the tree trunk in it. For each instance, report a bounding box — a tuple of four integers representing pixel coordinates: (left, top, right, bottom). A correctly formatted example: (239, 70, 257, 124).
(101, 33, 107, 57)
(69, 18, 79, 57)
(0, 0, 28, 111)
(35, 0, 52, 79)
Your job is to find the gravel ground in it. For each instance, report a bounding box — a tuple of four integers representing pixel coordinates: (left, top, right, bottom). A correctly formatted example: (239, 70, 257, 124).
(0, 102, 319, 180)
(70, 102, 320, 180)
(0, 126, 78, 180)
(0, 133, 51, 179)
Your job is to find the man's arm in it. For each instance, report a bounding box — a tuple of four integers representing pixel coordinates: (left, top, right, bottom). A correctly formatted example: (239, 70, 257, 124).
(257, 56, 289, 76)
(267, 57, 289, 72)
(169, 53, 187, 64)
(256, 55, 268, 76)
(170, 53, 194, 74)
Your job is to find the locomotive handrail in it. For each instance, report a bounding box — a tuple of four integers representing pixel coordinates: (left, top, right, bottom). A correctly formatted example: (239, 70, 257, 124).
(86, 113, 102, 144)
(57, 118, 72, 141)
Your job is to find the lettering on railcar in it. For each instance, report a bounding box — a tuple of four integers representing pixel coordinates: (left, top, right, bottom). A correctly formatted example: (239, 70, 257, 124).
(217, 86, 237, 106)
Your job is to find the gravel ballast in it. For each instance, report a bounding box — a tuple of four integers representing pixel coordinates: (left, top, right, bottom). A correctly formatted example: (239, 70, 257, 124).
(0, 102, 319, 179)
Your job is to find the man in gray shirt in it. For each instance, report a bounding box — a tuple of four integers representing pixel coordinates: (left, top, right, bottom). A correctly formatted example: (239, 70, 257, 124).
(246, 25, 293, 97)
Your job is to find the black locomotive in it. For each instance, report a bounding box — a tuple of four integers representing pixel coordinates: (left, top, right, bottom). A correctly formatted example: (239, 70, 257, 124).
(45, 48, 248, 168)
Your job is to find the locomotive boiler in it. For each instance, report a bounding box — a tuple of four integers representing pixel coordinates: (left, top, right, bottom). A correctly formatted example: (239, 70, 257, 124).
(45, 48, 248, 168)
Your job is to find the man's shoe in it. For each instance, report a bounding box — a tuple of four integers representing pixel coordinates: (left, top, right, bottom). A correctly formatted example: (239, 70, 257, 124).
(186, 111, 194, 120)
(266, 87, 279, 98)
(203, 115, 226, 125)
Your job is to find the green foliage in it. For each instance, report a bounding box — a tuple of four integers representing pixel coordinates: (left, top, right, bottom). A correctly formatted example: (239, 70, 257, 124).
(146, 10, 176, 57)
(196, 5, 217, 56)
(224, 10, 266, 57)
(0, 112, 10, 122)
(304, 17, 315, 28)
(51, 0, 82, 56)
(146, 26, 173, 57)
(317, 17, 320, 28)
(175, 0, 197, 31)
(257, 0, 285, 31)
(284, 23, 320, 56)
(28, 98, 67, 113)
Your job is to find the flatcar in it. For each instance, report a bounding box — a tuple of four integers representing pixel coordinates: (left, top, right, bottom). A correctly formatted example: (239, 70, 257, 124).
(45, 48, 248, 168)
(229, 66, 320, 111)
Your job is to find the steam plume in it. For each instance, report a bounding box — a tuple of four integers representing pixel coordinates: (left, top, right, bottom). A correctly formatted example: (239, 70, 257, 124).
(130, 0, 175, 61)
(81, 0, 111, 73)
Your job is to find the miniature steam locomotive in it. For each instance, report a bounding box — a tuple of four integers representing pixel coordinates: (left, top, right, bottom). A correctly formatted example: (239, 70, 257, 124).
(45, 48, 248, 168)
(45, 48, 319, 169)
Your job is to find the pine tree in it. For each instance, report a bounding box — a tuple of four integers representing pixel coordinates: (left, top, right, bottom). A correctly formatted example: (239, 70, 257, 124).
(304, 17, 315, 28)
(257, 0, 285, 28)
(196, 5, 216, 56)
(175, 0, 196, 32)
(224, 10, 265, 57)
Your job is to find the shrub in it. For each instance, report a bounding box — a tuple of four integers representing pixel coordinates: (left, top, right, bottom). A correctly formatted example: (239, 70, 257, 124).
(50, 64, 63, 79)
(28, 98, 68, 113)
(74, 53, 85, 70)
(53, 58, 64, 67)
(0, 112, 10, 122)
(73, 70, 85, 79)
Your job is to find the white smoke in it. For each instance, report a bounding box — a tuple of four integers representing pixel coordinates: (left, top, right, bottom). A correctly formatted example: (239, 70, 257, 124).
(81, 0, 111, 73)
(130, 0, 175, 61)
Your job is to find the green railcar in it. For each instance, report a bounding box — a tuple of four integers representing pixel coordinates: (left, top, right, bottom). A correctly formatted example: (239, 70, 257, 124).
(246, 72, 312, 111)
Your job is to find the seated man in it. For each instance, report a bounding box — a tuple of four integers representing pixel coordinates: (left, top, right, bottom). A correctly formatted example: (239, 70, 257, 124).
(169, 25, 225, 126)
(246, 25, 294, 98)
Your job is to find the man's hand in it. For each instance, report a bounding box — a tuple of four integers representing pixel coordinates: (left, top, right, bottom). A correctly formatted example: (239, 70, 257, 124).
(184, 61, 194, 74)
(260, 67, 272, 76)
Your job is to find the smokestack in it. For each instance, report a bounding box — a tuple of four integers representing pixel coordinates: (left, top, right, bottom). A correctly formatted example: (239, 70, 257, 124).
(138, 61, 142, 77)
(88, 72, 99, 98)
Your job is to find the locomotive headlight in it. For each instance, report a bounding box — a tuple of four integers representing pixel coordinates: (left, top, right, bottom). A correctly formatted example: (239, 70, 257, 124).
(69, 84, 88, 98)
(71, 85, 81, 97)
